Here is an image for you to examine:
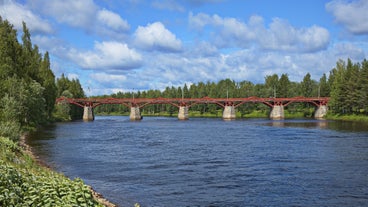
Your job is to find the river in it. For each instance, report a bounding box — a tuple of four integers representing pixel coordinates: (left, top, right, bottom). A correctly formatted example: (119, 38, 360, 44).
(27, 116, 368, 206)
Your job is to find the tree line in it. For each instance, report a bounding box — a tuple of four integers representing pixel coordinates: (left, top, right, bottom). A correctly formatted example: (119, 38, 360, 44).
(93, 59, 368, 118)
(0, 17, 84, 140)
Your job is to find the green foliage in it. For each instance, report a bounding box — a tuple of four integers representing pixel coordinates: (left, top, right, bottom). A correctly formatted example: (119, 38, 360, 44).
(54, 74, 85, 121)
(0, 137, 104, 207)
(0, 17, 58, 139)
(329, 59, 368, 115)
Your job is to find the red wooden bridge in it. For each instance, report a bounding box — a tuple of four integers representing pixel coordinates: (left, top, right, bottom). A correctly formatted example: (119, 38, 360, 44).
(56, 96, 329, 121)
(56, 96, 329, 108)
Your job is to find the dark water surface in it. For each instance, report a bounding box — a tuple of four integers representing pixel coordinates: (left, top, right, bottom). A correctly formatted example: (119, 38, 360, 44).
(28, 117, 368, 206)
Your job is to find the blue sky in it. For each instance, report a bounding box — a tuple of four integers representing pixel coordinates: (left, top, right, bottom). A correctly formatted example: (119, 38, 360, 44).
(1, 0, 367, 96)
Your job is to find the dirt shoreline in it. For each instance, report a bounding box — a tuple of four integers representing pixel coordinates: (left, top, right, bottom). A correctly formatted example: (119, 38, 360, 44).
(19, 133, 117, 207)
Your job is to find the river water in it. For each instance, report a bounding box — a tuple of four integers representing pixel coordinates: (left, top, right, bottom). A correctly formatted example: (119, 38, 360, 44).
(28, 116, 368, 206)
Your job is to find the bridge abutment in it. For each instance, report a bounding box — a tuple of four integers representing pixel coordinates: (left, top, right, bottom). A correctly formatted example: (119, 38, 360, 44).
(270, 104, 284, 119)
(314, 105, 328, 119)
(130, 107, 142, 121)
(223, 104, 236, 120)
(83, 106, 94, 121)
(178, 106, 189, 120)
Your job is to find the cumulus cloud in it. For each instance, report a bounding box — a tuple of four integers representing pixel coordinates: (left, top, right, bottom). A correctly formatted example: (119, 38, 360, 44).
(26, 0, 130, 39)
(30, 0, 98, 28)
(90, 73, 127, 83)
(97, 9, 130, 31)
(69, 41, 142, 70)
(326, 0, 368, 35)
(189, 13, 330, 52)
(0, 0, 53, 34)
(260, 18, 330, 52)
(134, 22, 182, 52)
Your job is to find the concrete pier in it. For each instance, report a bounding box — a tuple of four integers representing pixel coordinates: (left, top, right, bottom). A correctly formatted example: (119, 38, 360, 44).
(130, 107, 142, 121)
(178, 106, 189, 120)
(83, 106, 94, 121)
(223, 105, 236, 120)
(314, 105, 328, 119)
(270, 105, 284, 119)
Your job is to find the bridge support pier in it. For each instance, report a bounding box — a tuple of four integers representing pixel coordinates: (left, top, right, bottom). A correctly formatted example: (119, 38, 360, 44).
(314, 105, 328, 119)
(223, 104, 236, 120)
(130, 107, 142, 121)
(178, 106, 189, 120)
(270, 104, 284, 119)
(83, 106, 94, 121)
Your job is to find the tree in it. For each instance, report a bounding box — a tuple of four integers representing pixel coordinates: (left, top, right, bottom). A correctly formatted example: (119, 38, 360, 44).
(359, 59, 368, 112)
(278, 74, 290, 97)
(319, 73, 329, 97)
(0, 17, 57, 139)
(55, 75, 85, 120)
(39, 52, 57, 118)
(0, 17, 22, 85)
(300, 73, 313, 97)
(329, 59, 347, 114)
(265, 74, 279, 97)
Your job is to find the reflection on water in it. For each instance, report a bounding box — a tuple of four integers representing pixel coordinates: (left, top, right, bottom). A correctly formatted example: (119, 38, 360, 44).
(269, 119, 328, 128)
(268, 119, 368, 132)
(28, 117, 368, 206)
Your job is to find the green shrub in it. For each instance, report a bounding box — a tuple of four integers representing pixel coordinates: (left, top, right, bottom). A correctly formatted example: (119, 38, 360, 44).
(0, 137, 104, 207)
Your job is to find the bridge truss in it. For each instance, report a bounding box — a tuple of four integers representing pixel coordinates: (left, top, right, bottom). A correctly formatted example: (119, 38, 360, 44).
(56, 96, 329, 109)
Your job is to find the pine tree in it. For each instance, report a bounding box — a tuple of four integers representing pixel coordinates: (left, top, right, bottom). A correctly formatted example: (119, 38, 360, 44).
(278, 74, 290, 97)
(39, 52, 57, 118)
(319, 73, 329, 97)
(300, 73, 313, 97)
(329, 59, 347, 114)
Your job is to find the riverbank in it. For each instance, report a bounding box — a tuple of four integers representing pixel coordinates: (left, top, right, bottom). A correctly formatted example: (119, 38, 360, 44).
(327, 114, 368, 122)
(0, 134, 117, 207)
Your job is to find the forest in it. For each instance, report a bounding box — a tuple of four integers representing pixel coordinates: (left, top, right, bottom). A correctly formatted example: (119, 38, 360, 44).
(92, 58, 368, 118)
(0, 17, 84, 141)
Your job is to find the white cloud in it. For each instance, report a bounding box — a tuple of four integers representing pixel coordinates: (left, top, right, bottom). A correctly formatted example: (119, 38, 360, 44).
(90, 73, 127, 85)
(331, 42, 365, 60)
(326, 0, 368, 35)
(31, 0, 98, 28)
(0, 0, 53, 34)
(261, 18, 330, 52)
(189, 13, 329, 52)
(152, 0, 185, 12)
(27, 0, 130, 39)
(97, 9, 130, 31)
(69, 41, 142, 70)
(67, 73, 79, 80)
(134, 22, 182, 52)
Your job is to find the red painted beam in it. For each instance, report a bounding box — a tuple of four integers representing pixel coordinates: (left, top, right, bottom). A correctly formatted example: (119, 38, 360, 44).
(55, 96, 330, 109)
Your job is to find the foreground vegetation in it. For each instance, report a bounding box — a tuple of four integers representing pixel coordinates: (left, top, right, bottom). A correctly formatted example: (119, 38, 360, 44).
(0, 136, 103, 206)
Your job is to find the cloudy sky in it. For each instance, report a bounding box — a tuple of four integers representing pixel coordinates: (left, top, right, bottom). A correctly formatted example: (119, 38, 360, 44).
(1, 0, 367, 96)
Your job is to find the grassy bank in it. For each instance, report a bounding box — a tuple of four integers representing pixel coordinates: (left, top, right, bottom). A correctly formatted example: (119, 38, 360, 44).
(0, 136, 109, 207)
(326, 114, 368, 122)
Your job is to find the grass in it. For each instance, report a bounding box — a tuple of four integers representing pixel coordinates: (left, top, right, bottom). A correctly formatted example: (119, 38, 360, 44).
(326, 114, 368, 122)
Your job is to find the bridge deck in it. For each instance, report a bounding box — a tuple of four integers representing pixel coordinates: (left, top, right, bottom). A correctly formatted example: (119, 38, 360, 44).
(56, 96, 329, 108)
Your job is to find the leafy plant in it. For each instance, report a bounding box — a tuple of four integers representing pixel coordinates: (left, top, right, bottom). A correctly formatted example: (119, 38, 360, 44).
(0, 137, 104, 207)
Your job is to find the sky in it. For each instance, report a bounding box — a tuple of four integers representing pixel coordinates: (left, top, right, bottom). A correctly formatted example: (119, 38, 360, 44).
(1, 0, 368, 96)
